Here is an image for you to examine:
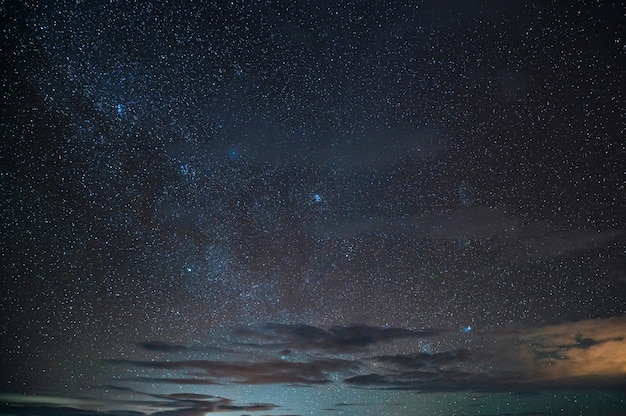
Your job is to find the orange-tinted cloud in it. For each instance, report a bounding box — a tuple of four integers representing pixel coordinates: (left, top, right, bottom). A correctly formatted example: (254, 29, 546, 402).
(520, 315, 626, 383)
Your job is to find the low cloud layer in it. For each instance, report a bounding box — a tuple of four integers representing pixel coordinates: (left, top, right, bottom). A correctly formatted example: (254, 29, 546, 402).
(108, 357, 357, 385)
(236, 323, 445, 352)
(0, 391, 277, 416)
(117, 319, 626, 392)
(3, 318, 626, 415)
(519, 316, 626, 384)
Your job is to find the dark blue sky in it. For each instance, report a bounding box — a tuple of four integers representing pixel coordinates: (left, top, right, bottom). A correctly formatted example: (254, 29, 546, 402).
(1, 1, 625, 414)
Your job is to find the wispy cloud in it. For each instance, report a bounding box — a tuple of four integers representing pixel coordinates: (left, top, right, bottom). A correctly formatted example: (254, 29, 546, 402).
(310, 205, 624, 268)
(137, 340, 229, 355)
(417, 206, 625, 260)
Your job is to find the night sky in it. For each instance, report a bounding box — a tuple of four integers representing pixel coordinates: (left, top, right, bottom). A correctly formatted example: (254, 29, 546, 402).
(1, 1, 626, 415)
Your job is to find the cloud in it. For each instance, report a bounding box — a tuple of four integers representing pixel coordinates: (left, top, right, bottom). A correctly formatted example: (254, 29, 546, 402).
(236, 323, 444, 353)
(4, 319, 625, 415)
(343, 349, 511, 393)
(309, 206, 624, 265)
(0, 391, 278, 416)
(417, 206, 522, 239)
(419, 206, 624, 251)
(370, 349, 471, 370)
(462, 413, 551, 416)
(137, 340, 229, 355)
(138, 340, 191, 353)
(344, 370, 501, 393)
(115, 319, 626, 393)
(148, 397, 276, 416)
(221, 125, 446, 169)
(520, 316, 626, 384)
(120, 377, 222, 385)
(345, 317, 626, 392)
(0, 405, 141, 416)
(509, 228, 625, 261)
(110, 357, 358, 386)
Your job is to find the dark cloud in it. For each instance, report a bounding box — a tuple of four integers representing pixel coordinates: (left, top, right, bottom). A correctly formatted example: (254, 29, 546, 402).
(308, 206, 519, 242)
(371, 349, 471, 370)
(0, 405, 148, 416)
(344, 317, 626, 393)
(603, 262, 626, 283)
(309, 207, 625, 271)
(316, 205, 624, 260)
(158, 393, 218, 400)
(137, 340, 228, 355)
(417, 206, 625, 256)
(114, 319, 626, 393)
(0, 391, 278, 416)
(507, 228, 625, 261)
(219, 125, 445, 169)
(462, 413, 551, 416)
(120, 377, 222, 385)
(138, 340, 190, 353)
(344, 369, 511, 393)
(150, 397, 276, 416)
(237, 323, 444, 352)
(314, 127, 448, 169)
(109, 357, 357, 386)
(417, 206, 522, 239)
(5, 319, 626, 415)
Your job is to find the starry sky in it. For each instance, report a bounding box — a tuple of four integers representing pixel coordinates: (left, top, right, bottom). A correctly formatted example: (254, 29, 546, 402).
(1, 1, 625, 415)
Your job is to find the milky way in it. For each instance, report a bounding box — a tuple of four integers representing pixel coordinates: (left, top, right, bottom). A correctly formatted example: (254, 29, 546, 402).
(1, 1, 625, 415)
